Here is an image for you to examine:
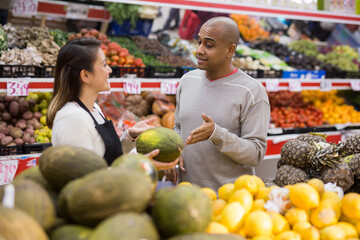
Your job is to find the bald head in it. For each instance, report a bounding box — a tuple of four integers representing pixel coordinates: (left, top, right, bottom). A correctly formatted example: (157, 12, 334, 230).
(202, 17, 240, 45)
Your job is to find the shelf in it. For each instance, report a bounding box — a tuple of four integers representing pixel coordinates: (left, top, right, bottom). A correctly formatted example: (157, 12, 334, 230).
(12, 0, 111, 22)
(103, 0, 360, 24)
(0, 78, 358, 93)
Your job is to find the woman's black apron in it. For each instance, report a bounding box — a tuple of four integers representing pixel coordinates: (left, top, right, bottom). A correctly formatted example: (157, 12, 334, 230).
(75, 98, 122, 165)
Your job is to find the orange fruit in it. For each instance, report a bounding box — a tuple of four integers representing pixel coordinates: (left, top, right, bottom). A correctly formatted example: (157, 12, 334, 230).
(205, 221, 229, 234)
(289, 183, 319, 210)
(228, 188, 253, 213)
(341, 193, 360, 220)
(218, 183, 235, 201)
(201, 187, 217, 201)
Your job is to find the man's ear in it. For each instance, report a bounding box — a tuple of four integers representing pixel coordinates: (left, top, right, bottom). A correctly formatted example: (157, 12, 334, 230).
(80, 69, 89, 84)
(227, 43, 236, 58)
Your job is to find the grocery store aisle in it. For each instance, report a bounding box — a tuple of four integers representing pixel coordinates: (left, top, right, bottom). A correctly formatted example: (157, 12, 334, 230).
(149, 7, 185, 39)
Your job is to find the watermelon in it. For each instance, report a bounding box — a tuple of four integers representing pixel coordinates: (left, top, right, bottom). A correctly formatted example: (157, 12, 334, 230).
(38, 145, 108, 191)
(111, 153, 158, 191)
(88, 212, 159, 240)
(0, 205, 49, 240)
(51, 224, 92, 240)
(168, 233, 246, 240)
(64, 168, 153, 227)
(136, 127, 184, 163)
(151, 185, 212, 238)
(12, 179, 56, 231)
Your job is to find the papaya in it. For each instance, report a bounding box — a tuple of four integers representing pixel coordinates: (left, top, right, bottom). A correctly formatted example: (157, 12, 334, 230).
(88, 212, 159, 240)
(168, 233, 246, 240)
(51, 224, 92, 240)
(12, 179, 56, 231)
(64, 168, 153, 227)
(57, 178, 83, 222)
(151, 185, 212, 238)
(38, 145, 108, 191)
(0, 205, 49, 240)
(136, 127, 183, 163)
(111, 153, 158, 192)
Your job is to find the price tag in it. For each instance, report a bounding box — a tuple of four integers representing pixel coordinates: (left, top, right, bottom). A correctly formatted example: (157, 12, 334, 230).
(7, 79, 29, 96)
(351, 80, 360, 91)
(0, 160, 18, 185)
(12, 0, 38, 15)
(266, 79, 279, 92)
(123, 79, 141, 94)
(289, 79, 302, 92)
(161, 80, 178, 94)
(66, 3, 89, 20)
(320, 79, 332, 92)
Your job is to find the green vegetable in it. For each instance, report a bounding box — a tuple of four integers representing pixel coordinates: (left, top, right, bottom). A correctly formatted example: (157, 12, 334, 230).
(0, 26, 8, 54)
(105, 3, 141, 27)
(49, 29, 69, 47)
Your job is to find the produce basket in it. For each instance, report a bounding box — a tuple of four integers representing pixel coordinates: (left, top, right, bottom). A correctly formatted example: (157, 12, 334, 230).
(110, 66, 148, 78)
(147, 66, 184, 78)
(37, 66, 55, 78)
(0, 143, 52, 156)
(0, 65, 38, 78)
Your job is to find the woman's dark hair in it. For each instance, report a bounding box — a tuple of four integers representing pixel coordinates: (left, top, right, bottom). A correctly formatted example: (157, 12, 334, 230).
(47, 38, 101, 128)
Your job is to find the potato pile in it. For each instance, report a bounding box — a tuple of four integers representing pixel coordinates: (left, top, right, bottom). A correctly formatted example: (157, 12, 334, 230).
(0, 95, 43, 146)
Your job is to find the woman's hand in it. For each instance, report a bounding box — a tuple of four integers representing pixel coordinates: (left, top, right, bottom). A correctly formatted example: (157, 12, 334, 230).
(128, 117, 156, 138)
(145, 149, 180, 171)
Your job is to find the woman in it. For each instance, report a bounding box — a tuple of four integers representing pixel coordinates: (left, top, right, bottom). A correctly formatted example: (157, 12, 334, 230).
(47, 38, 178, 170)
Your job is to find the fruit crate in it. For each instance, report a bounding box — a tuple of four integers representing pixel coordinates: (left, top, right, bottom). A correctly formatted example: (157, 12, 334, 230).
(37, 66, 55, 78)
(0, 65, 38, 78)
(110, 66, 148, 78)
(0, 143, 52, 156)
(147, 66, 184, 78)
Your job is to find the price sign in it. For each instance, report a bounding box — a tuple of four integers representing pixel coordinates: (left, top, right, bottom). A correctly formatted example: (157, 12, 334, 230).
(12, 0, 38, 15)
(7, 79, 29, 96)
(289, 79, 302, 92)
(351, 80, 360, 91)
(161, 80, 178, 94)
(123, 79, 141, 94)
(0, 160, 18, 185)
(66, 3, 89, 20)
(320, 79, 332, 92)
(266, 79, 279, 92)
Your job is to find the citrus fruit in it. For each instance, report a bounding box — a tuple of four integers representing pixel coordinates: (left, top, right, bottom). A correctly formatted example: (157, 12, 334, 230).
(228, 188, 253, 213)
(243, 210, 273, 237)
(218, 183, 235, 201)
(255, 187, 271, 201)
(212, 199, 227, 219)
(307, 178, 324, 194)
(289, 183, 319, 210)
(319, 225, 345, 240)
(310, 204, 338, 229)
(269, 212, 290, 234)
(252, 199, 266, 211)
(300, 226, 320, 240)
(205, 221, 229, 234)
(292, 221, 312, 233)
(284, 208, 309, 226)
(201, 187, 217, 201)
(341, 193, 360, 220)
(274, 230, 301, 240)
(234, 175, 259, 196)
(320, 191, 341, 203)
(178, 182, 191, 186)
(220, 201, 246, 233)
(335, 222, 358, 238)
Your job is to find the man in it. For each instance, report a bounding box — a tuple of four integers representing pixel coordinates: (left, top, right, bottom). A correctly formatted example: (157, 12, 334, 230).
(166, 17, 270, 191)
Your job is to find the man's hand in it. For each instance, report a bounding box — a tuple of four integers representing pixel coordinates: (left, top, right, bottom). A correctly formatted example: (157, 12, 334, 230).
(164, 155, 185, 184)
(185, 113, 215, 145)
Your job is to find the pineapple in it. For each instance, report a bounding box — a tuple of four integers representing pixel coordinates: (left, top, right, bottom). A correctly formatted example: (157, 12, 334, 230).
(281, 139, 341, 171)
(275, 165, 309, 187)
(348, 154, 360, 179)
(296, 132, 327, 144)
(339, 134, 360, 157)
(261, 178, 277, 188)
(277, 157, 285, 169)
(321, 160, 354, 192)
(346, 179, 360, 194)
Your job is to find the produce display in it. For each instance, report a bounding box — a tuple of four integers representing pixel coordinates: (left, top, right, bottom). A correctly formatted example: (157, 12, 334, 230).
(230, 14, 270, 42)
(0, 145, 214, 239)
